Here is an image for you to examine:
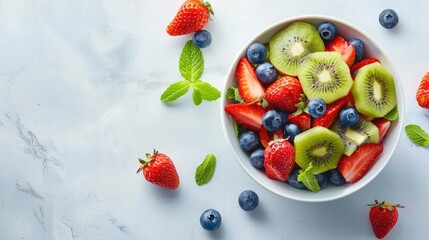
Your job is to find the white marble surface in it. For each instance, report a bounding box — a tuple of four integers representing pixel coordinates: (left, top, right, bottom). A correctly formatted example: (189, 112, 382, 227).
(1, 1, 429, 239)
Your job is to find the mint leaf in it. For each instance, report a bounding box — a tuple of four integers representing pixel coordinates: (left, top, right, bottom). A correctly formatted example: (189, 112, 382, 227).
(195, 154, 216, 186)
(384, 106, 399, 121)
(179, 41, 204, 82)
(233, 121, 245, 139)
(226, 86, 244, 103)
(192, 80, 220, 101)
(160, 80, 191, 103)
(297, 165, 320, 192)
(192, 89, 202, 106)
(405, 124, 429, 147)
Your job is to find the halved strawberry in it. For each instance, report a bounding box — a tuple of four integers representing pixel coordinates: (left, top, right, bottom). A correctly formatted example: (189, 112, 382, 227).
(350, 58, 380, 76)
(264, 139, 295, 181)
(265, 76, 303, 112)
(287, 112, 311, 131)
(312, 94, 351, 128)
(325, 35, 356, 66)
(372, 118, 391, 143)
(236, 57, 265, 103)
(225, 103, 265, 131)
(259, 127, 284, 148)
(337, 143, 383, 183)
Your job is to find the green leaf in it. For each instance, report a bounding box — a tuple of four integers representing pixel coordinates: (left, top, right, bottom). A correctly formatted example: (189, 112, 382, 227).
(297, 165, 320, 192)
(405, 124, 429, 147)
(384, 105, 399, 121)
(160, 80, 191, 103)
(226, 86, 244, 103)
(192, 89, 202, 106)
(192, 80, 221, 101)
(233, 121, 245, 139)
(179, 40, 204, 82)
(195, 154, 216, 186)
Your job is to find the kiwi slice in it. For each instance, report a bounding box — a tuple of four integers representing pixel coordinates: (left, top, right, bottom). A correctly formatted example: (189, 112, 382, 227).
(269, 22, 324, 76)
(331, 119, 379, 156)
(295, 126, 344, 174)
(351, 62, 396, 118)
(298, 52, 354, 104)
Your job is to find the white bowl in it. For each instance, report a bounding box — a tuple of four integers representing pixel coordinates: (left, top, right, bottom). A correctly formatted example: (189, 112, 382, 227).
(220, 15, 404, 202)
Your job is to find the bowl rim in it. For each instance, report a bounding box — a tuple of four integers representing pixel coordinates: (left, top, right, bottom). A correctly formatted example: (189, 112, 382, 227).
(220, 15, 405, 202)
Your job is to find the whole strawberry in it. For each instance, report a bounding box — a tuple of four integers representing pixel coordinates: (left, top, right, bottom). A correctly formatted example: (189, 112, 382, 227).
(166, 0, 214, 36)
(416, 71, 429, 109)
(137, 150, 180, 189)
(265, 76, 304, 112)
(368, 200, 404, 239)
(263, 139, 295, 181)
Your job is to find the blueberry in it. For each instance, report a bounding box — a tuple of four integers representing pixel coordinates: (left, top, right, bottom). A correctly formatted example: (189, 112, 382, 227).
(327, 169, 346, 186)
(308, 98, 327, 118)
(262, 110, 283, 132)
(315, 173, 328, 188)
(249, 148, 265, 169)
(283, 124, 300, 144)
(200, 209, 221, 231)
(287, 168, 306, 189)
(239, 131, 259, 152)
(238, 190, 259, 211)
(317, 22, 337, 41)
(278, 111, 289, 127)
(192, 30, 212, 48)
(339, 107, 360, 127)
(256, 62, 277, 84)
(246, 42, 267, 64)
(379, 9, 399, 29)
(348, 38, 364, 62)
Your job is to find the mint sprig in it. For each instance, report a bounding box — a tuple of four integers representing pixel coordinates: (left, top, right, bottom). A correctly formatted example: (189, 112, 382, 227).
(195, 154, 216, 186)
(297, 164, 321, 192)
(161, 41, 220, 105)
(405, 124, 429, 147)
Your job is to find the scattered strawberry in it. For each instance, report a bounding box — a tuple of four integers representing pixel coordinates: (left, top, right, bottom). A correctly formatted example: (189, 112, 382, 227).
(236, 57, 266, 103)
(265, 76, 303, 112)
(350, 58, 380, 76)
(337, 143, 383, 183)
(372, 118, 391, 143)
(137, 150, 180, 189)
(416, 71, 429, 109)
(325, 35, 356, 66)
(225, 103, 265, 131)
(287, 112, 311, 131)
(259, 127, 284, 148)
(312, 94, 351, 128)
(263, 139, 295, 181)
(368, 200, 404, 239)
(166, 0, 214, 36)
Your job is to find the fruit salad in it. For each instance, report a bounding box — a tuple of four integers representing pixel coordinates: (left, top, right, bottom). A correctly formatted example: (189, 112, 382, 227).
(224, 21, 398, 192)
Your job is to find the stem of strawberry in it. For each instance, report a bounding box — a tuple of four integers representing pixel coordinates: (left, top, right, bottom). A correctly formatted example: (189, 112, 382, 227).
(367, 200, 405, 211)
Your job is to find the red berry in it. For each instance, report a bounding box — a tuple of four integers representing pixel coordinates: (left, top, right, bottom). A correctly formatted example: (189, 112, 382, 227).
(236, 57, 266, 103)
(166, 0, 213, 36)
(287, 112, 311, 132)
(350, 58, 380, 76)
(372, 118, 391, 143)
(416, 72, 429, 109)
(137, 150, 180, 189)
(325, 35, 356, 66)
(265, 76, 303, 112)
(368, 200, 404, 239)
(263, 139, 295, 181)
(312, 94, 351, 128)
(259, 127, 284, 148)
(224, 103, 266, 132)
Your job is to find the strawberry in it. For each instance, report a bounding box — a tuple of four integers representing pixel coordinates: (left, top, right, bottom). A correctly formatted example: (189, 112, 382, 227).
(372, 118, 391, 143)
(325, 35, 356, 66)
(259, 127, 284, 148)
(312, 94, 351, 128)
(287, 112, 311, 131)
(137, 150, 180, 189)
(166, 0, 213, 36)
(416, 71, 429, 109)
(265, 76, 303, 112)
(236, 57, 266, 103)
(263, 139, 295, 181)
(368, 200, 404, 239)
(350, 58, 380, 76)
(337, 143, 383, 183)
(225, 103, 265, 131)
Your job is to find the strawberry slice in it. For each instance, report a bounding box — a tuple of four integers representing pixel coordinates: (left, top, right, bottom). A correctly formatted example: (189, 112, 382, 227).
(264, 139, 295, 181)
(287, 112, 311, 131)
(259, 127, 284, 148)
(236, 57, 265, 103)
(312, 94, 351, 128)
(372, 118, 391, 143)
(225, 103, 265, 131)
(350, 58, 380, 76)
(338, 143, 383, 183)
(325, 35, 356, 66)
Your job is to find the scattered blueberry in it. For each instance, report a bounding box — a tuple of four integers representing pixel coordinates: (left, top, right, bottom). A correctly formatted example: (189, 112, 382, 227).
(262, 110, 283, 132)
(315, 173, 328, 188)
(284, 124, 300, 144)
(200, 209, 221, 231)
(379, 9, 399, 29)
(327, 169, 346, 186)
(239, 131, 260, 152)
(348, 38, 364, 62)
(287, 168, 306, 189)
(339, 107, 360, 127)
(192, 30, 212, 48)
(249, 148, 265, 169)
(246, 42, 267, 64)
(238, 190, 259, 211)
(317, 22, 337, 41)
(256, 62, 277, 84)
(308, 98, 327, 118)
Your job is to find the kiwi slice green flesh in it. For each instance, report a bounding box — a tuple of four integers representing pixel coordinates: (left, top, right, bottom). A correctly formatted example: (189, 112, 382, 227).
(298, 52, 354, 104)
(295, 126, 344, 174)
(351, 62, 396, 118)
(331, 119, 380, 156)
(269, 22, 324, 76)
